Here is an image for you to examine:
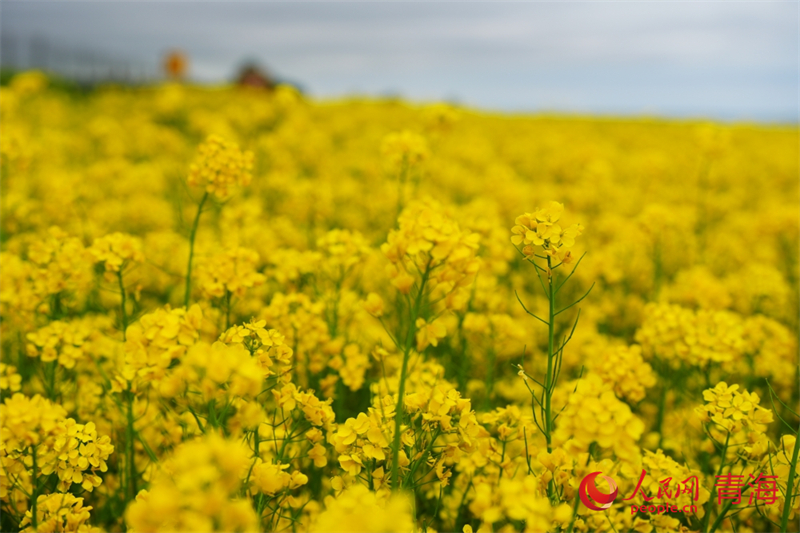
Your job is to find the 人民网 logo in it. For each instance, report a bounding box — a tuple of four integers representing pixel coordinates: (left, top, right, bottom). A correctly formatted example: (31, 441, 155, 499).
(579, 472, 618, 511)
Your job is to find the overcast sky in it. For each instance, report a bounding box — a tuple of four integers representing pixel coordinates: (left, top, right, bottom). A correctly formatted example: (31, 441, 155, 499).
(3, 1, 798, 121)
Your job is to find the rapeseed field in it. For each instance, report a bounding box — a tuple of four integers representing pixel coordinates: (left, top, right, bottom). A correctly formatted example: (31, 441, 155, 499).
(1, 71, 798, 533)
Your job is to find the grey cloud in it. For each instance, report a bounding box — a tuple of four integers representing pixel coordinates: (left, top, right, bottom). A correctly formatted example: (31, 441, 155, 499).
(2, 1, 797, 121)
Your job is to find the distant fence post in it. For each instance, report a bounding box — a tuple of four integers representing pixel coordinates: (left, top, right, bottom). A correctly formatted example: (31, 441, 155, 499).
(0, 34, 158, 85)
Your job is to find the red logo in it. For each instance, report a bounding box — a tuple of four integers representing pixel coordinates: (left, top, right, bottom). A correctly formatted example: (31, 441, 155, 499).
(579, 472, 618, 511)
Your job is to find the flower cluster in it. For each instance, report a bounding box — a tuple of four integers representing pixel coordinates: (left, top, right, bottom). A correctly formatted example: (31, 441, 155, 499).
(219, 319, 294, 379)
(258, 292, 330, 379)
(552, 373, 645, 462)
(249, 459, 308, 496)
(470, 475, 572, 531)
(0, 364, 22, 393)
(422, 103, 459, 134)
(269, 381, 336, 429)
(47, 420, 115, 492)
(188, 135, 254, 199)
(331, 409, 394, 479)
(329, 343, 370, 391)
(695, 382, 773, 437)
(89, 232, 145, 273)
(588, 343, 657, 403)
(380, 130, 429, 173)
(316, 229, 370, 274)
(26, 318, 96, 369)
(1, 393, 69, 451)
(361, 292, 385, 317)
(19, 493, 100, 533)
(635, 303, 745, 367)
(415, 317, 447, 351)
(381, 198, 480, 305)
(27, 226, 93, 298)
(159, 341, 264, 402)
(311, 484, 414, 533)
(0, 252, 46, 321)
(1, 393, 113, 500)
(462, 311, 527, 361)
(629, 449, 711, 518)
(511, 201, 584, 261)
(121, 304, 204, 386)
(195, 246, 265, 299)
(741, 315, 798, 392)
(125, 434, 258, 532)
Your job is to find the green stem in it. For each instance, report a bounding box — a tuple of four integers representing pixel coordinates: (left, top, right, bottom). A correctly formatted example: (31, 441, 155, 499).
(567, 444, 594, 533)
(126, 390, 138, 502)
(395, 157, 409, 223)
(544, 255, 555, 451)
(709, 480, 754, 533)
(483, 347, 496, 411)
(225, 290, 232, 330)
(703, 432, 730, 533)
(368, 459, 375, 490)
(652, 239, 663, 300)
(208, 399, 218, 429)
(780, 432, 800, 533)
(655, 381, 668, 449)
(402, 429, 441, 490)
(391, 343, 413, 490)
(49, 292, 63, 320)
(391, 264, 430, 490)
(43, 361, 56, 400)
(454, 477, 473, 533)
(184, 192, 208, 307)
(709, 498, 736, 533)
(566, 490, 580, 533)
(117, 270, 128, 341)
(256, 494, 266, 524)
(30, 446, 38, 530)
(456, 312, 468, 393)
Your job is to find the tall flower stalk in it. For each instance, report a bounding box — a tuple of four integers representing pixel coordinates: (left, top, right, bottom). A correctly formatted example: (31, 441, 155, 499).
(389, 262, 432, 490)
(381, 130, 428, 225)
(375, 198, 480, 489)
(183, 135, 254, 307)
(88, 232, 144, 505)
(184, 191, 208, 307)
(511, 202, 591, 453)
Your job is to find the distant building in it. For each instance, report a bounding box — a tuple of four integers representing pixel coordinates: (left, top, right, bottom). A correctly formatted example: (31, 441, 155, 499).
(236, 63, 274, 90)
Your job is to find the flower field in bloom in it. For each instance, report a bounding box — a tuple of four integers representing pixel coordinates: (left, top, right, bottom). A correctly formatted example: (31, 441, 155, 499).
(1, 71, 799, 533)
